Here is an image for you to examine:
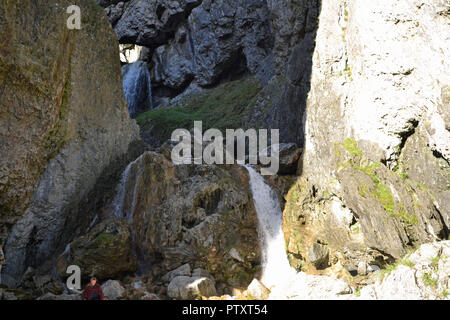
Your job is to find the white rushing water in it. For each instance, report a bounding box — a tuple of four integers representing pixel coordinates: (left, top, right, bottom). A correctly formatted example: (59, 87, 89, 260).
(244, 165, 296, 288)
(120, 44, 142, 64)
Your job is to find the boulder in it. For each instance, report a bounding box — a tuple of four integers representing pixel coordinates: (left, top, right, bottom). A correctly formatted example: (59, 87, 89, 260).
(162, 264, 192, 283)
(357, 261, 368, 276)
(56, 218, 137, 281)
(409, 243, 443, 266)
(167, 276, 217, 300)
(102, 280, 126, 300)
(30, 274, 64, 296)
(373, 266, 424, 300)
(114, 152, 261, 289)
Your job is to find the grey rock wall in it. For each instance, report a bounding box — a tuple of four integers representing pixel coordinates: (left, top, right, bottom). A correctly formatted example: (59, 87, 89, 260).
(0, 0, 140, 287)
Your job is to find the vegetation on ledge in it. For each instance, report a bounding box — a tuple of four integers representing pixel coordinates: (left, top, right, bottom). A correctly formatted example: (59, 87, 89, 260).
(136, 76, 263, 143)
(337, 138, 419, 225)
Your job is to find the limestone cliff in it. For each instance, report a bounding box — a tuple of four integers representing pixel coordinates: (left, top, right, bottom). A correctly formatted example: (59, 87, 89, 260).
(283, 0, 449, 276)
(0, 0, 140, 286)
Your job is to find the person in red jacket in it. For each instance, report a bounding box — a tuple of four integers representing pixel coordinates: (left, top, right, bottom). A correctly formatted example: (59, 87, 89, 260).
(81, 277, 106, 300)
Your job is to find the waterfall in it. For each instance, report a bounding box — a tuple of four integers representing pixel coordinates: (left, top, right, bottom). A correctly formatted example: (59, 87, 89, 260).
(244, 165, 296, 288)
(122, 61, 153, 118)
(113, 157, 140, 223)
(113, 157, 149, 275)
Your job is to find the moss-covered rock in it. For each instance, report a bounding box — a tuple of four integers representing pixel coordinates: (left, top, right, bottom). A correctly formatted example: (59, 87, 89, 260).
(282, 135, 448, 281)
(0, 285, 33, 300)
(335, 138, 446, 258)
(56, 218, 137, 281)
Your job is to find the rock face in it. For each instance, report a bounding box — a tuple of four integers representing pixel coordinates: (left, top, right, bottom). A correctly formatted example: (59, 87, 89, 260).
(283, 0, 450, 276)
(0, 0, 140, 287)
(100, 0, 274, 100)
(104, 0, 202, 49)
(56, 219, 137, 281)
(114, 152, 261, 289)
(270, 0, 322, 144)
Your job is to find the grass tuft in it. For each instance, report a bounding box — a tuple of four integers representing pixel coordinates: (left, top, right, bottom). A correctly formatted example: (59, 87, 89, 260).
(422, 272, 438, 289)
(342, 138, 362, 157)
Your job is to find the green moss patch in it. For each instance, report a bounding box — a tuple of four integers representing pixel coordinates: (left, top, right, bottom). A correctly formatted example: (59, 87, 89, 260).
(380, 256, 414, 278)
(337, 139, 418, 225)
(422, 272, 438, 289)
(342, 138, 363, 157)
(94, 233, 117, 246)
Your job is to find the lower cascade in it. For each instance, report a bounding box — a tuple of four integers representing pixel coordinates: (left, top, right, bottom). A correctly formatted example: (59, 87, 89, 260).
(122, 61, 153, 118)
(245, 166, 296, 288)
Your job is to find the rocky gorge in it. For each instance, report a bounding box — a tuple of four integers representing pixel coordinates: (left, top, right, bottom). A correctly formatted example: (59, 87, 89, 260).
(0, 0, 449, 300)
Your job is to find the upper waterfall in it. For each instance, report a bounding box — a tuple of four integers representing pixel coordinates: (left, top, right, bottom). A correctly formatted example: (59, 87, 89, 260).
(122, 61, 153, 118)
(244, 165, 296, 288)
